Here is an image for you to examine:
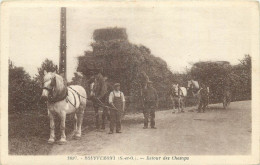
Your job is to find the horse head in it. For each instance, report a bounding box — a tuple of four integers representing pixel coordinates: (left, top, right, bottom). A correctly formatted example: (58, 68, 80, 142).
(187, 80, 192, 90)
(171, 83, 179, 96)
(41, 70, 67, 102)
(87, 73, 108, 99)
(89, 81, 95, 97)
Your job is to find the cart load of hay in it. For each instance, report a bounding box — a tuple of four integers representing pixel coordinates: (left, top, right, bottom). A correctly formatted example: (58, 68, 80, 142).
(77, 27, 174, 111)
(191, 61, 232, 103)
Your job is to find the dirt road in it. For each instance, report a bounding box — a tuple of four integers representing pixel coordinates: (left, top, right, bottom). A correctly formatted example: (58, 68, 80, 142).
(50, 100, 251, 155)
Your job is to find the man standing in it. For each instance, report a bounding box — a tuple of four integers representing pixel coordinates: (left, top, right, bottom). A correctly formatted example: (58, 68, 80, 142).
(91, 71, 108, 130)
(108, 83, 125, 134)
(142, 81, 158, 129)
(198, 83, 209, 113)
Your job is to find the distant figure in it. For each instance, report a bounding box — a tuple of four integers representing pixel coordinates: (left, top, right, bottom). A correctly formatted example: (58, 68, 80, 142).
(142, 81, 158, 129)
(187, 80, 210, 111)
(198, 83, 209, 113)
(108, 83, 125, 134)
(170, 83, 187, 113)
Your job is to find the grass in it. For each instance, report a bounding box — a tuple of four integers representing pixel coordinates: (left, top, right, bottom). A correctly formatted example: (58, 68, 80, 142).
(8, 105, 95, 155)
(9, 111, 53, 155)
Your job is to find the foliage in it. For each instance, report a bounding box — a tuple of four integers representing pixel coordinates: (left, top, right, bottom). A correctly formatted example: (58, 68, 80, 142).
(77, 28, 174, 110)
(69, 72, 91, 96)
(231, 55, 251, 101)
(8, 59, 58, 113)
(35, 58, 58, 84)
(190, 55, 251, 103)
(8, 60, 42, 113)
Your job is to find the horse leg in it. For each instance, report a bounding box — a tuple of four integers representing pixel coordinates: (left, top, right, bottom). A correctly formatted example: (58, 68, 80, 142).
(59, 111, 67, 144)
(172, 97, 177, 113)
(48, 112, 55, 144)
(177, 98, 181, 113)
(94, 106, 100, 129)
(198, 99, 202, 113)
(173, 99, 178, 113)
(73, 113, 78, 136)
(74, 104, 85, 139)
(172, 102, 176, 113)
(75, 112, 84, 139)
(180, 98, 184, 112)
(101, 107, 108, 129)
(171, 97, 175, 113)
(172, 104, 176, 113)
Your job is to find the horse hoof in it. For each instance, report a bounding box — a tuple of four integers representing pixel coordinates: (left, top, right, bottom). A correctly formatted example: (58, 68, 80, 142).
(47, 139, 55, 144)
(58, 139, 67, 145)
(74, 135, 81, 140)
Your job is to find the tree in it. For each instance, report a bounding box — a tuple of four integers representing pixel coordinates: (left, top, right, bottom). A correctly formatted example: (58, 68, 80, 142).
(34, 58, 58, 84)
(9, 60, 42, 112)
(8, 59, 58, 113)
(76, 27, 174, 110)
(230, 55, 251, 100)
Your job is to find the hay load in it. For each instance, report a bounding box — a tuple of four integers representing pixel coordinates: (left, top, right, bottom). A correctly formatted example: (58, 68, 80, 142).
(191, 61, 232, 84)
(91, 28, 129, 57)
(191, 61, 232, 103)
(93, 27, 128, 42)
(77, 27, 174, 110)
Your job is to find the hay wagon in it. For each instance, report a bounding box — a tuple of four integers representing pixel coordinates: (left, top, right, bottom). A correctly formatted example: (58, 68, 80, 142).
(191, 61, 232, 109)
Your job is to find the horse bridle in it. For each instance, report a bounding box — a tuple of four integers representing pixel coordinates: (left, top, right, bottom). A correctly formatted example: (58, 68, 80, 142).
(42, 86, 52, 92)
(42, 77, 54, 92)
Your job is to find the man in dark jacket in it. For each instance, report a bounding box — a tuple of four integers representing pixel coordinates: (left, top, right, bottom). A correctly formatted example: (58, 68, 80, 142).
(142, 81, 158, 129)
(198, 83, 209, 113)
(90, 72, 108, 130)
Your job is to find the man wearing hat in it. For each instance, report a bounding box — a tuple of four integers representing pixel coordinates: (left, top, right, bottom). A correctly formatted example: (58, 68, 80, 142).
(197, 83, 209, 113)
(89, 71, 108, 130)
(142, 81, 158, 129)
(108, 83, 125, 134)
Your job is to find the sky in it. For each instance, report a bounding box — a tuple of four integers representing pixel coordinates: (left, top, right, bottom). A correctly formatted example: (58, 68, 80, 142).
(9, 2, 255, 81)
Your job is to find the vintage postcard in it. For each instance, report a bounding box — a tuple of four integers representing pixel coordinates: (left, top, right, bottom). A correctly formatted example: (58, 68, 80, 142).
(0, 0, 259, 164)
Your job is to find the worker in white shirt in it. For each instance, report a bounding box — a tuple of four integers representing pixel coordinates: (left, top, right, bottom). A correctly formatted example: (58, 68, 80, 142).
(108, 83, 125, 134)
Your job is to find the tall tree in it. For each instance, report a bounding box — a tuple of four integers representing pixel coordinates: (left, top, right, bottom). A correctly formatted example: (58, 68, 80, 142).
(34, 59, 58, 84)
(9, 60, 40, 112)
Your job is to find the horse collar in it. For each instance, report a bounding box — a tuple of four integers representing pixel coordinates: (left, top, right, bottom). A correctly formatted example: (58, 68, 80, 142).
(48, 88, 68, 104)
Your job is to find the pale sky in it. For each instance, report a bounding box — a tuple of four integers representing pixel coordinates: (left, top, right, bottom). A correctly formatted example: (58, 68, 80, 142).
(9, 3, 255, 81)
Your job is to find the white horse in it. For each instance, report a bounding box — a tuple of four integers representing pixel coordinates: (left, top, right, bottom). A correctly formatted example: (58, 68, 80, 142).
(169, 83, 187, 113)
(187, 80, 210, 109)
(41, 71, 87, 144)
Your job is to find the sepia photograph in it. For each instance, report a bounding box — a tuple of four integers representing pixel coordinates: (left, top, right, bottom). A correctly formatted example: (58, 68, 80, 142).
(0, 1, 259, 164)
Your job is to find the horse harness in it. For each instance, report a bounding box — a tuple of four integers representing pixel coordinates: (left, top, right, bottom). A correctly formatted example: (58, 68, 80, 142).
(171, 87, 183, 98)
(43, 85, 87, 108)
(66, 87, 88, 108)
(42, 76, 88, 108)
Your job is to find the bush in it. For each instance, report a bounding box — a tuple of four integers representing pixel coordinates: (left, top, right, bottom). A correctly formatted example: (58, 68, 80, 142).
(230, 55, 251, 101)
(9, 59, 58, 114)
(8, 61, 43, 113)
